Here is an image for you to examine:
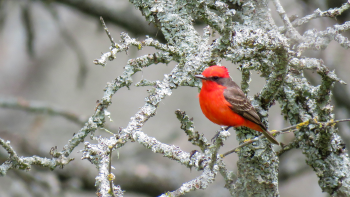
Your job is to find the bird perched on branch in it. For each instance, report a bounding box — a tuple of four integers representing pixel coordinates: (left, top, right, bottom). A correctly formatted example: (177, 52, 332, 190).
(195, 65, 279, 145)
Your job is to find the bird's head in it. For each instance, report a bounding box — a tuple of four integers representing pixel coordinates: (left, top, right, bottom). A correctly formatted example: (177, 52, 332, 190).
(195, 65, 230, 83)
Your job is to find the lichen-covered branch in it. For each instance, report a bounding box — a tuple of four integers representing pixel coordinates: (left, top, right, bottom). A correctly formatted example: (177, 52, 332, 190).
(0, 97, 86, 126)
(2, 0, 350, 196)
(279, 1, 350, 33)
(161, 162, 217, 197)
(81, 136, 124, 196)
(278, 60, 350, 195)
(298, 21, 350, 53)
(174, 110, 234, 195)
(85, 0, 220, 193)
(223, 118, 350, 157)
(272, 0, 302, 41)
(0, 138, 74, 176)
(175, 110, 210, 152)
(83, 0, 350, 195)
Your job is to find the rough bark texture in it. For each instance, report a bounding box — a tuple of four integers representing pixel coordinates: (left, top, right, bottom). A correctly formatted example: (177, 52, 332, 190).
(1, 0, 350, 196)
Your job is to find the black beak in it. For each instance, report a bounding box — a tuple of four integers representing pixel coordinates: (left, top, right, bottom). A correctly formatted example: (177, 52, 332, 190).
(195, 75, 206, 80)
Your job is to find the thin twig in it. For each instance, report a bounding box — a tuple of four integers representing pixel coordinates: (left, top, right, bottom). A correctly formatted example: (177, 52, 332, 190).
(100, 16, 116, 46)
(175, 110, 210, 152)
(222, 118, 350, 157)
(109, 147, 116, 197)
(0, 97, 86, 126)
(209, 127, 230, 170)
(279, 1, 350, 33)
(0, 138, 20, 161)
(276, 140, 299, 156)
(272, 0, 302, 41)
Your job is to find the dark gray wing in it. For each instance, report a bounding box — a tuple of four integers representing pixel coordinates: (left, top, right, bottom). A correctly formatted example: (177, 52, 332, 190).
(223, 80, 266, 130)
(221, 79, 279, 145)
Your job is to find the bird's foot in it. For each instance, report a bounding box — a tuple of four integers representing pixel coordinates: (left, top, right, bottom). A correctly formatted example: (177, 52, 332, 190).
(211, 126, 232, 143)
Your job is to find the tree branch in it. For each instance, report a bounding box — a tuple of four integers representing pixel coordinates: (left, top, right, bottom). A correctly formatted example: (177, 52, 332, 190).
(0, 97, 86, 126)
(279, 1, 350, 33)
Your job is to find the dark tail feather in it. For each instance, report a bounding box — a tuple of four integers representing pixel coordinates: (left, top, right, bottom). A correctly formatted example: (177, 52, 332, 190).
(261, 129, 280, 145)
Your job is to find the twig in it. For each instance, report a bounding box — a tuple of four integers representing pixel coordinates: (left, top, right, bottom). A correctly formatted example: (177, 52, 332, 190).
(276, 140, 299, 156)
(297, 21, 350, 53)
(222, 118, 350, 157)
(100, 16, 116, 47)
(279, 2, 350, 33)
(108, 147, 116, 197)
(0, 137, 74, 176)
(160, 160, 217, 197)
(208, 127, 230, 170)
(21, 2, 35, 57)
(174, 110, 234, 195)
(217, 158, 235, 195)
(93, 33, 176, 66)
(0, 137, 19, 161)
(81, 136, 124, 196)
(52, 0, 161, 38)
(0, 97, 86, 126)
(272, 0, 302, 41)
(175, 110, 210, 152)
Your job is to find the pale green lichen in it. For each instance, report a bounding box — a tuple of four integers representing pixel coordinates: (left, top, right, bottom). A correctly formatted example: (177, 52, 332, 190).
(2, 0, 350, 196)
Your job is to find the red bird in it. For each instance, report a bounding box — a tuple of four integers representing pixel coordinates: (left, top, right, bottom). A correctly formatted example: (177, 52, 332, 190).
(195, 65, 279, 145)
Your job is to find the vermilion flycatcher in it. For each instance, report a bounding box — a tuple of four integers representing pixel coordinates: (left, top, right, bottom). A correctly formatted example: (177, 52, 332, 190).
(195, 65, 279, 145)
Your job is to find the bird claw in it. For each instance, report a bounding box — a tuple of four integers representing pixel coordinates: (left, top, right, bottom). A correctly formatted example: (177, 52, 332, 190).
(211, 132, 221, 143)
(211, 126, 231, 143)
(190, 150, 199, 159)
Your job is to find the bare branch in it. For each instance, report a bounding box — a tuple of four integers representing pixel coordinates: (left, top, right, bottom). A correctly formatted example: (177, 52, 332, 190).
(279, 1, 350, 33)
(100, 16, 116, 47)
(21, 2, 35, 57)
(0, 98, 86, 126)
(53, 0, 159, 38)
(272, 0, 302, 41)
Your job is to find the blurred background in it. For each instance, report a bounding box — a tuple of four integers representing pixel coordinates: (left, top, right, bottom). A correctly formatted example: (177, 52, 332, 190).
(0, 0, 349, 196)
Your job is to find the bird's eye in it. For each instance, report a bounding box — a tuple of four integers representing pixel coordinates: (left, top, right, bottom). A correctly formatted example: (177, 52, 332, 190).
(212, 76, 219, 81)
